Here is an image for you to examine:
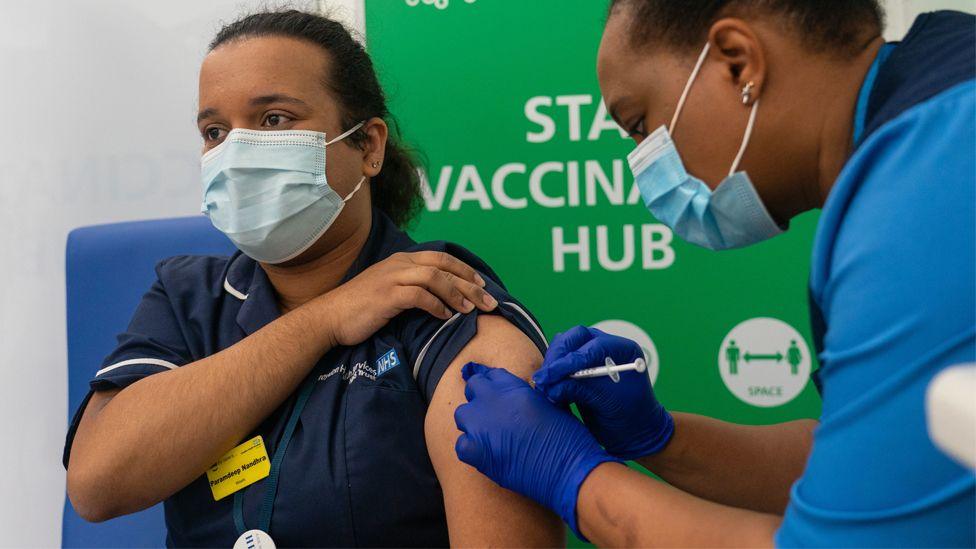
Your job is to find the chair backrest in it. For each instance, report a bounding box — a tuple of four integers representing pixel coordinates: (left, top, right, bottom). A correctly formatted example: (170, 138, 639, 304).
(63, 216, 235, 548)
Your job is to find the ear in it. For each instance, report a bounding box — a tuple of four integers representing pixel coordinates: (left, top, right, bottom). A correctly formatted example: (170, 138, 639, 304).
(707, 18, 767, 106)
(360, 117, 388, 177)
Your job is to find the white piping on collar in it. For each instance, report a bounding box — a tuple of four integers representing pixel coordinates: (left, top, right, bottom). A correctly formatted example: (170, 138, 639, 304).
(223, 277, 249, 301)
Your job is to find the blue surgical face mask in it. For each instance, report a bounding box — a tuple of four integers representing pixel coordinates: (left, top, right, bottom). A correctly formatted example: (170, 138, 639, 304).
(201, 122, 366, 264)
(627, 43, 783, 250)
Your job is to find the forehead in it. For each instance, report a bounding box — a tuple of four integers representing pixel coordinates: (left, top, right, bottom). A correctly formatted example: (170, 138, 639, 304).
(597, 11, 637, 99)
(199, 35, 331, 102)
(597, 9, 692, 110)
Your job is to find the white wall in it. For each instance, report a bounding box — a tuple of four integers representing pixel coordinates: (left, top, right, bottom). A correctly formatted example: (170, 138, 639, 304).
(0, 1, 362, 546)
(884, 0, 976, 39)
(0, 0, 970, 547)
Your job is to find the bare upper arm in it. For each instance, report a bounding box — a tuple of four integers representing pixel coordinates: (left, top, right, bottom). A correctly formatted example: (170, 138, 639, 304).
(424, 314, 565, 547)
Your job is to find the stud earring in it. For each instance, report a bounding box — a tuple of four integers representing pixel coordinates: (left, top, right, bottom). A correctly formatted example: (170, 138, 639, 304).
(741, 81, 755, 105)
(371, 161, 381, 169)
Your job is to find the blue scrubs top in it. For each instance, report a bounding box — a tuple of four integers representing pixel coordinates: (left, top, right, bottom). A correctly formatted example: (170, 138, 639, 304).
(778, 11, 975, 547)
(63, 209, 548, 547)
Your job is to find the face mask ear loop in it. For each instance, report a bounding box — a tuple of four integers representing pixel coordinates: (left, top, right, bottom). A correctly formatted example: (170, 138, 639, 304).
(669, 42, 712, 134)
(342, 176, 367, 202)
(729, 99, 759, 175)
(325, 120, 367, 146)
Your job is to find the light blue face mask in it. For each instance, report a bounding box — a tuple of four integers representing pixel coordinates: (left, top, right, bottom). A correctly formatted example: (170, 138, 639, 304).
(627, 43, 783, 250)
(201, 122, 366, 264)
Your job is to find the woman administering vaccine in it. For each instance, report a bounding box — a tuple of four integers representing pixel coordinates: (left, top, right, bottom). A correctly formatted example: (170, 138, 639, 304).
(63, 10, 562, 547)
(454, 1, 975, 546)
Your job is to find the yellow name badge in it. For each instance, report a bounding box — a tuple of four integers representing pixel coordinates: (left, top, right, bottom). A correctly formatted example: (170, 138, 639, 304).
(206, 435, 271, 501)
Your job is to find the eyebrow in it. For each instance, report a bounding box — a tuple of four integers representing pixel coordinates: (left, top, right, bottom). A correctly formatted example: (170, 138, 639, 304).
(249, 94, 310, 108)
(196, 94, 310, 124)
(197, 107, 219, 124)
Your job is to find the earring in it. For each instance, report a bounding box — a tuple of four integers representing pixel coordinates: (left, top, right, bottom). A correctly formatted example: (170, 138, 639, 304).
(371, 161, 381, 169)
(741, 81, 755, 105)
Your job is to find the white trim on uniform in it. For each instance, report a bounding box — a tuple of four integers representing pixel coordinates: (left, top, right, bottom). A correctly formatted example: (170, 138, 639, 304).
(413, 313, 462, 380)
(410, 302, 549, 381)
(502, 301, 549, 349)
(223, 277, 249, 300)
(95, 358, 179, 377)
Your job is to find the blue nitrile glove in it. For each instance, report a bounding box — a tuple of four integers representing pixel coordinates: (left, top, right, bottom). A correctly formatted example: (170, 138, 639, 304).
(533, 326, 674, 461)
(454, 362, 618, 540)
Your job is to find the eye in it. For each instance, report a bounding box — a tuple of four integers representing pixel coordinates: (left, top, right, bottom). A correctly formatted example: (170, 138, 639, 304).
(261, 113, 293, 127)
(203, 126, 227, 143)
(628, 117, 647, 139)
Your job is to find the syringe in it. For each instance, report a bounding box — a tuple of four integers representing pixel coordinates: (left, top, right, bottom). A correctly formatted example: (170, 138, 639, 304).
(571, 356, 647, 383)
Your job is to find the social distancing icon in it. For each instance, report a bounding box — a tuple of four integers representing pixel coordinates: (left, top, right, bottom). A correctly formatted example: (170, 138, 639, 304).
(591, 319, 659, 386)
(718, 318, 811, 407)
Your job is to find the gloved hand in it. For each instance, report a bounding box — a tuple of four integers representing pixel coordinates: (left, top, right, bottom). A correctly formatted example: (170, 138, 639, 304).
(533, 326, 674, 461)
(454, 362, 618, 539)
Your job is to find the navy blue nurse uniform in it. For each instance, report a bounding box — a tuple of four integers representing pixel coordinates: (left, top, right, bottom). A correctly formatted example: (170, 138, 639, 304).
(64, 208, 548, 547)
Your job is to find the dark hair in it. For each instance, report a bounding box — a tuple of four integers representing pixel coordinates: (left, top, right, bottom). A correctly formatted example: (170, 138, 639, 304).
(609, 0, 884, 55)
(209, 10, 423, 228)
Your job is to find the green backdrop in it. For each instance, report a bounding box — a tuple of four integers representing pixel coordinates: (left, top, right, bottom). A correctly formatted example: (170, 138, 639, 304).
(365, 0, 822, 544)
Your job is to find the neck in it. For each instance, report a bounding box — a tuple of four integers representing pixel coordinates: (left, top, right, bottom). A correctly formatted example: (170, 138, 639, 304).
(814, 37, 886, 206)
(261, 214, 373, 313)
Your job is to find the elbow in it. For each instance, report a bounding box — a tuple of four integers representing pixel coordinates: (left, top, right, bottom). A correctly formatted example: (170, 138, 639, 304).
(67, 463, 126, 523)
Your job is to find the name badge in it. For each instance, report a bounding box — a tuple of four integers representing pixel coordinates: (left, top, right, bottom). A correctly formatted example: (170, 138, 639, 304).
(206, 435, 270, 501)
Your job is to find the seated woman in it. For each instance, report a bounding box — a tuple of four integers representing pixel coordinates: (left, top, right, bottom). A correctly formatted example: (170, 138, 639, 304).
(63, 10, 562, 547)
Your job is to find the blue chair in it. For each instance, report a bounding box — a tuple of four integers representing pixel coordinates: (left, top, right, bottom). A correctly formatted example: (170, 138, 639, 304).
(63, 216, 235, 548)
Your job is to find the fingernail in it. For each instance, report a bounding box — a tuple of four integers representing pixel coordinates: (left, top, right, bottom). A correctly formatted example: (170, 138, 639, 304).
(461, 299, 474, 311)
(483, 293, 498, 308)
(474, 273, 486, 287)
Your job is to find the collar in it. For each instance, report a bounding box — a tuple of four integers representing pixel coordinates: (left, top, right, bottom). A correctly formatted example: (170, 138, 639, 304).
(853, 42, 896, 145)
(223, 208, 415, 336)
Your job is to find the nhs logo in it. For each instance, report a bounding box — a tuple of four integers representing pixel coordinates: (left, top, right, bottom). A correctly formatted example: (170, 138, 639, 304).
(375, 349, 401, 377)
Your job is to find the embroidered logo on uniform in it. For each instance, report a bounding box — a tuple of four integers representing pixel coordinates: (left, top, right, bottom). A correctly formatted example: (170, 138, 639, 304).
(375, 349, 401, 377)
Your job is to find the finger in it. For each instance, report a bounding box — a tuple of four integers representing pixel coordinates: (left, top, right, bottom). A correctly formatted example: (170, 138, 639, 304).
(455, 277, 498, 312)
(533, 350, 596, 388)
(538, 377, 587, 407)
(462, 361, 494, 381)
(407, 251, 486, 287)
(485, 366, 526, 386)
(463, 371, 499, 402)
(402, 267, 496, 313)
(455, 433, 481, 467)
(395, 286, 452, 320)
(454, 401, 472, 432)
(545, 325, 595, 363)
(577, 335, 643, 366)
(405, 266, 472, 313)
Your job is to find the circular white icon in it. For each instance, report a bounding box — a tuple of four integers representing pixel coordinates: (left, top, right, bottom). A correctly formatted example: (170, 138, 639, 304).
(234, 529, 276, 549)
(591, 319, 659, 386)
(718, 318, 811, 407)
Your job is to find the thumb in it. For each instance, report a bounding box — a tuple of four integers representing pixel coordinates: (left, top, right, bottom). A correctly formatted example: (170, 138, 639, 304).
(462, 361, 494, 381)
(455, 433, 481, 468)
(538, 378, 588, 407)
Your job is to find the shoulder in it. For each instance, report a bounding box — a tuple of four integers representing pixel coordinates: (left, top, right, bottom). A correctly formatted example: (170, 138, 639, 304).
(809, 80, 974, 369)
(811, 80, 975, 303)
(152, 253, 240, 301)
(391, 240, 547, 398)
